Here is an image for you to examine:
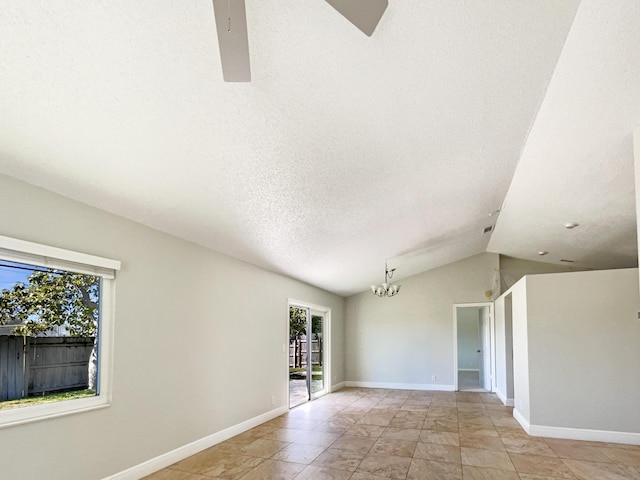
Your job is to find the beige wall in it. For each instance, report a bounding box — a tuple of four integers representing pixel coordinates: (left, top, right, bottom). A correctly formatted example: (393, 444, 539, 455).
(0, 174, 345, 480)
(345, 253, 499, 389)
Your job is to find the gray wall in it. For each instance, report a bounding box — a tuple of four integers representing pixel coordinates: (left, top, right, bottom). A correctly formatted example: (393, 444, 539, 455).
(526, 268, 640, 432)
(499, 255, 586, 293)
(0, 174, 345, 480)
(345, 253, 499, 388)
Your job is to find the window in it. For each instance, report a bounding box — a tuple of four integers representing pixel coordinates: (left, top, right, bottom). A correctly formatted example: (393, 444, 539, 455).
(0, 235, 120, 427)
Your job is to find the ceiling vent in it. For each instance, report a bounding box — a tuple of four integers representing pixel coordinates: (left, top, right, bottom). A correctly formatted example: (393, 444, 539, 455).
(560, 259, 575, 263)
(483, 225, 494, 234)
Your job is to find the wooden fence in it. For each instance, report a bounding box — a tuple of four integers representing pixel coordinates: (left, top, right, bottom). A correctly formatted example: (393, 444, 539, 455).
(289, 335, 323, 368)
(0, 335, 94, 401)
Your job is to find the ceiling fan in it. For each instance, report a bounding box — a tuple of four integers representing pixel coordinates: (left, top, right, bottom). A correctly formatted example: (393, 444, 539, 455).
(211, 0, 388, 82)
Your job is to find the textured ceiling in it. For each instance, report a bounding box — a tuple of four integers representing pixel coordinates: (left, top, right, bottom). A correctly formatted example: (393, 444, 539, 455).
(1, 1, 637, 297)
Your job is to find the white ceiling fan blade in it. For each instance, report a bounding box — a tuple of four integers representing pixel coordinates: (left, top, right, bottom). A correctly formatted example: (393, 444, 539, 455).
(212, 0, 251, 82)
(324, 0, 388, 36)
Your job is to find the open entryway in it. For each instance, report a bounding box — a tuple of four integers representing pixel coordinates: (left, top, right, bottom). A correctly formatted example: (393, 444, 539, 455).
(288, 301, 330, 409)
(454, 303, 495, 392)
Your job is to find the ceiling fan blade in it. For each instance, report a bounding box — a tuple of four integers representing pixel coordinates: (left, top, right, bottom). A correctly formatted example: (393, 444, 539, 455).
(324, 0, 388, 36)
(212, 0, 251, 82)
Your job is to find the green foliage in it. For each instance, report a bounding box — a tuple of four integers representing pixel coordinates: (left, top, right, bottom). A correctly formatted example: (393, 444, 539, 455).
(289, 307, 323, 337)
(0, 269, 99, 337)
(290, 307, 306, 337)
(0, 389, 95, 410)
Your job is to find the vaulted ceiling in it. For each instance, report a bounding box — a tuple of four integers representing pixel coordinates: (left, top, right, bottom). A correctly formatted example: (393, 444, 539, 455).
(1, 0, 638, 296)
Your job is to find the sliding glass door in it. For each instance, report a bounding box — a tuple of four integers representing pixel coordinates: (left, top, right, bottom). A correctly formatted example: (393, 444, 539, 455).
(289, 305, 327, 408)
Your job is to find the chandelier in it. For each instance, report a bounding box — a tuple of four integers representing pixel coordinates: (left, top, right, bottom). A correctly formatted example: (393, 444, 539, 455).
(371, 261, 401, 297)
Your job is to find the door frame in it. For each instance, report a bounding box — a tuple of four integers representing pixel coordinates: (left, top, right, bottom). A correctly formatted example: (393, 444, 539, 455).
(287, 299, 331, 408)
(453, 302, 495, 392)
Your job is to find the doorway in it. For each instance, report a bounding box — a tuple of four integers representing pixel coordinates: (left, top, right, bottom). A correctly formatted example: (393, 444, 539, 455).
(288, 302, 330, 409)
(454, 303, 494, 392)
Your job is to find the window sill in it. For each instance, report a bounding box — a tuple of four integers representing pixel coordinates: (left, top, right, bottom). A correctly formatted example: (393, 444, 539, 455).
(0, 394, 111, 429)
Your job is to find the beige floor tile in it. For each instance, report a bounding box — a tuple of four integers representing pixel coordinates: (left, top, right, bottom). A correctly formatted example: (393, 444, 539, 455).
(239, 438, 289, 458)
(154, 389, 640, 480)
(458, 413, 494, 426)
(382, 426, 422, 441)
(293, 431, 342, 447)
(414, 442, 462, 464)
(563, 458, 634, 480)
(423, 419, 460, 432)
(430, 399, 458, 407)
(356, 454, 412, 479)
(496, 425, 529, 440)
(480, 393, 503, 404)
(462, 465, 520, 479)
(458, 423, 499, 437)
(518, 475, 575, 480)
(457, 402, 487, 412)
(270, 443, 326, 464)
(349, 471, 396, 479)
(508, 453, 573, 478)
(262, 428, 306, 443)
(459, 433, 505, 452)
(370, 437, 417, 457)
(501, 437, 556, 456)
(599, 447, 640, 467)
(311, 447, 365, 471)
(407, 458, 462, 479)
(428, 406, 459, 417)
(461, 447, 515, 472)
(178, 451, 264, 478)
(457, 393, 484, 403)
(294, 465, 353, 480)
(356, 413, 395, 427)
(329, 435, 376, 455)
(545, 440, 612, 462)
(236, 459, 305, 480)
(618, 464, 640, 479)
(491, 416, 521, 428)
(420, 430, 460, 446)
(345, 424, 386, 438)
(389, 417, 425, 429)
(142, 469, 212, 480)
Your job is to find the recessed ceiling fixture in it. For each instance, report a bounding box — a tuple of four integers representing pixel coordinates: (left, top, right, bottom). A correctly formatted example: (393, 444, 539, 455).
(564, 222, 579, 229)
(488, 209, 501, 217)
(538, 251, 548, 256)
(371, 261, 401, 298)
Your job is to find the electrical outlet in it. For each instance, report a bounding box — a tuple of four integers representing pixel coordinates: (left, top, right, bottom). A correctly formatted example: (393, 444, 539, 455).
(271, 395, 276, 405)
(431, 375, 436, 382)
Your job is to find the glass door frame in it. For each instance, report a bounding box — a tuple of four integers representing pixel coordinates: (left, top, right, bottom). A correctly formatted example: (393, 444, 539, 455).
(287, 300, 331, 408)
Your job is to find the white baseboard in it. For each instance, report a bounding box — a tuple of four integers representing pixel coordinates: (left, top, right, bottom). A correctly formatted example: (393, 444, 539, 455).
(528, 424, 640, 446)
(103, 405, 288, 480)
(457, 369, 479, 372)
(512, 408, 640, 446)
(345, 381, 455, 392)
(494, 388, 514, 407)
(513, 408, 531, 433)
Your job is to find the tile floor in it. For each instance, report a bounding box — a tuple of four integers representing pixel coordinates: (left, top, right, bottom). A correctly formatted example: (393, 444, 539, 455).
(144, 388, 640, 480)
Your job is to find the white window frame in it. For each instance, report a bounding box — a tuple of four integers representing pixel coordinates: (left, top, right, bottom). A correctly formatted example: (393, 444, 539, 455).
(0, 235, 120, 428)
